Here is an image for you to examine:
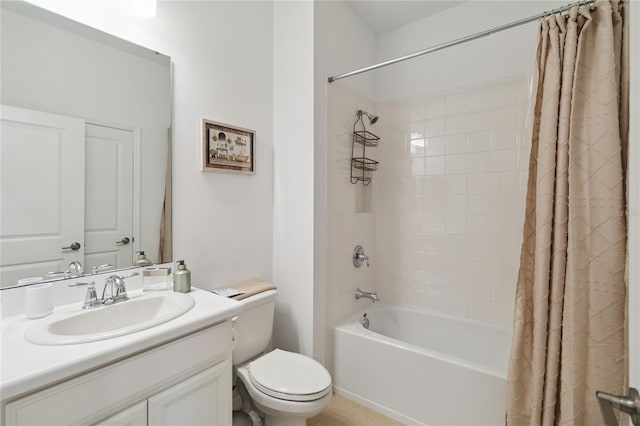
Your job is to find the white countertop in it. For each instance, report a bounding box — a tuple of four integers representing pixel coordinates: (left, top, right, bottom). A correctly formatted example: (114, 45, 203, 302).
(0, 288, 243, 402)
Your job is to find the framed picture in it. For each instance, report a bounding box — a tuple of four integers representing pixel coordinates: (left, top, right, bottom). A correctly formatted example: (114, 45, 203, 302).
(201, 119, 255, 174)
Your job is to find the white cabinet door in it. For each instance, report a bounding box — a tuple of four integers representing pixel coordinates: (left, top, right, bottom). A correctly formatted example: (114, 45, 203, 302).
(148, 360, 232, 426)
(94, 401, 147, 426)
(84, 124, 134, 270)
(0, 105, 85, 286)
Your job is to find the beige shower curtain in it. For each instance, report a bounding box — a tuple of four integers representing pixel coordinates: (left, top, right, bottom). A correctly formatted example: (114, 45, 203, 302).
(506, 1, 628, 425)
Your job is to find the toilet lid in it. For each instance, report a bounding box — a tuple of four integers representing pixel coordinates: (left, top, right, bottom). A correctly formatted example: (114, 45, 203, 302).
(248, 349, 332, 402)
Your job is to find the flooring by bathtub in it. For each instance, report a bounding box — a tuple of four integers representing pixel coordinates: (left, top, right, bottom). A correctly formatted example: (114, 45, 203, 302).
(308, 394, 403, 426)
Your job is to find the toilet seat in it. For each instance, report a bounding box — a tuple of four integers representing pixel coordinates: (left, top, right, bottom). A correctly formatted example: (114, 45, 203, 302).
(248, 349, 332, 402)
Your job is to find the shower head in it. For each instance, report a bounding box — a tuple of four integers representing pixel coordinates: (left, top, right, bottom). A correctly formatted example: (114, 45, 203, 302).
(357, 109, 379, 125)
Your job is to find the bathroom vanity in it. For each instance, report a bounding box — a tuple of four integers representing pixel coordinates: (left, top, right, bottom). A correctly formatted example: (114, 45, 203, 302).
(0, 288, 242, 425)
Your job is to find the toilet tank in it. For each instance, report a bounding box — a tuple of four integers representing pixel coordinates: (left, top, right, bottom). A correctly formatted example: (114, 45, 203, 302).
(232, 289, 276, 365)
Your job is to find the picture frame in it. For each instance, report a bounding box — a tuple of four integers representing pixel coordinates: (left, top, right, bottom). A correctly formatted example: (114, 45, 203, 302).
(201, 119, 255, 174)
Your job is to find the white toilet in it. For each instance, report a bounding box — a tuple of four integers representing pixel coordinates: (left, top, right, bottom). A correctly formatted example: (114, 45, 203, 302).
(232, 289, 332, 426)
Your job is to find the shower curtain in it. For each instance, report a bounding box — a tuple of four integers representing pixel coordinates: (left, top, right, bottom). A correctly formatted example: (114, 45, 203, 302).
(506, 1, 629, 425)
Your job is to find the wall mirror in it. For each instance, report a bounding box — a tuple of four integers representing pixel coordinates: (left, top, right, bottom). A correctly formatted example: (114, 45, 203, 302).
(0, 1, 172, 288)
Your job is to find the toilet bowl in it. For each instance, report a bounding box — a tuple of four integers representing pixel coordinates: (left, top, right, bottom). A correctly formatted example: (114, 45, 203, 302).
(236, 349, 332, 426)
(231, 288, 332, 426)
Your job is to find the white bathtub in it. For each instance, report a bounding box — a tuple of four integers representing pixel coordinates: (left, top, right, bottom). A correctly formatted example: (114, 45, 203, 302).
(333, 304, 512, 425)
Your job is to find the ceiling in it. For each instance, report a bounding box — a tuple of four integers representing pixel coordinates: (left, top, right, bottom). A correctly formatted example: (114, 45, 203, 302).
(346, 1, 469, 34)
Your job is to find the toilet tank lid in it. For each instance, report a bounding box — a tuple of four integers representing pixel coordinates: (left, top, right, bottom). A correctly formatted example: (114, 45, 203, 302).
(239, 289, 277, 309)
(249, 349, 331, 396)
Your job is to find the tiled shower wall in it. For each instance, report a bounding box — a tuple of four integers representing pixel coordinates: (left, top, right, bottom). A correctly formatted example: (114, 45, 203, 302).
(326, 83, 376, 343)
(373, 75, 531, 327)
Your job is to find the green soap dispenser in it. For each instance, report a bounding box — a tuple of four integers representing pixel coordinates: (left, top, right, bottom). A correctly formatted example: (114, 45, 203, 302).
(134, 251, 153, 267)
(173, 260, 191, 293)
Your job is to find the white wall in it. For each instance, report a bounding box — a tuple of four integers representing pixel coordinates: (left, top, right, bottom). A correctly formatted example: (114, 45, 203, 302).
(21, 1, 276, 289)
(272, 0, 315, 356)
(374, 1, 566, 101)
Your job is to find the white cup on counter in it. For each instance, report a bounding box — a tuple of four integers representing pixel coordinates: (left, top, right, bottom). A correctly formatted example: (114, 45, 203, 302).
(24, 282, 53, 319)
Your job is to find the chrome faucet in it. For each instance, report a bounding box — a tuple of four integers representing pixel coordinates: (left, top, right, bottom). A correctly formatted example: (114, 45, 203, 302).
(69, 273, 138, 309)
(355, 288, 378, 303)
(102, 275, 129, 304)
(48, 261, 85, 278)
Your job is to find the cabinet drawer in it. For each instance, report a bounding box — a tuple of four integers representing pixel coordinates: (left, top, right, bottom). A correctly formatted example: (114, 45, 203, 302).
(4, 322, 231, 426)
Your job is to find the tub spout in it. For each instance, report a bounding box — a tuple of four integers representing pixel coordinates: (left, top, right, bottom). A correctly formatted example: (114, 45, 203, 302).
(355, 288, 378, 303)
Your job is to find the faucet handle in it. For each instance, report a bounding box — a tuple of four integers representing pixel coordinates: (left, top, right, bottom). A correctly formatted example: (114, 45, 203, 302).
(91, 264, 112, 274)
(353, 245, 370, 268)
(69, 281, 98, 309)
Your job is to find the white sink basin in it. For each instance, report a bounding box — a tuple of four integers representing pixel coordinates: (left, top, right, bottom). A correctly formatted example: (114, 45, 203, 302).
(25, 292, 195, 345)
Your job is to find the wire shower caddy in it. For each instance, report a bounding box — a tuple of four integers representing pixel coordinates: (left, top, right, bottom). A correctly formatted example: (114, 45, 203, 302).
(351, 113, 380, 185)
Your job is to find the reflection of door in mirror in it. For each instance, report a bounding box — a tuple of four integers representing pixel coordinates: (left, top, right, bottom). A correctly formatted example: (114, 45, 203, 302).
(1, 1, 172, 287)
(84, 124, 134, 272)
(1, 108, 137, 285)
(0, 106, 86, 284)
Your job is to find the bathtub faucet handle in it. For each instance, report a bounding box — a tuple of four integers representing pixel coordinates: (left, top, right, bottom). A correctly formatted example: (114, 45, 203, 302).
(353, 245, 370, 268)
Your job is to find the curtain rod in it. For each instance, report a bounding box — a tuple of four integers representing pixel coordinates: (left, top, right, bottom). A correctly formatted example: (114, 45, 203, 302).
(328, 0, 597, 83)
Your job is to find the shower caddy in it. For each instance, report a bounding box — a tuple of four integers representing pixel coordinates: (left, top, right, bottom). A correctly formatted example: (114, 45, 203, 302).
(351, 112, 379, 185)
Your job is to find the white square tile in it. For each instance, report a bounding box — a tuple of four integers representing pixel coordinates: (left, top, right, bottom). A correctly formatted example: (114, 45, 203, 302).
(424, 253, 446, 274)
(446, 154, 467, 175)
(491, 126, 517, 151)
(468, 276, 491, 300)
(467, 173, 491, 194)
(467, 298, 491, 322)
(491, 81, 517, 107)
(446, 175, 467, 194)
(425, 292, 467, 317)
(467, 256, 491, 279)
(490, 301, 515, 327)
(426, 136, 445, 157)
(446, 133, 467, 155)
(424, 195, 445, 214)
(467, 234, 490, 257)
(446, 114, 467, 135)
(443, 274, 467, 295)
(491, 150, 516, 172)
(491, 106, 517, 129)
(467, 194, 491, 215)
(467, 86, 491, 111)
(491, 279, 517, 304)
(491, 172, 518, 194)
(425, 94, 445, 118)
(446, 214, 467, 234)
(409, 121, 426, 140)
(425, 156, 445, 175)
(445, 253, 467, 272)
(446, 194, 467, 214)
(409, 138, 426, 157)
(446, 91, 467, 115)
(467, 110, 491, 132)
(423, 233, 445, 253)
(426, 118, 446, 137)
(408, 98, 425, 122)
(426, 214, 446, 233)
(491, 258, 519, 284)
(423, 175, 446, 195)
(490, 194, 517, 216)
(467, 130, 491, 152)
(467, 151, 491, 173)
(445, 237, 467, 256)
(467, 215, 491, 236)
(410, 157, 425, 176)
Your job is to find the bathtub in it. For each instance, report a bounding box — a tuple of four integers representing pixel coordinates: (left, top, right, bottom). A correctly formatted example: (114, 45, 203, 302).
(333, 304, 512, 425)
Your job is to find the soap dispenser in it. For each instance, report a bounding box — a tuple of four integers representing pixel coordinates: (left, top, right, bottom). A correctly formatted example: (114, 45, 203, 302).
(134, 251, 153, 267)
(173, 260, 191, 293)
